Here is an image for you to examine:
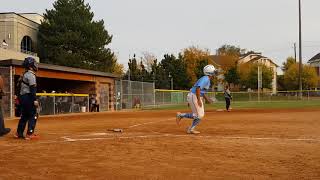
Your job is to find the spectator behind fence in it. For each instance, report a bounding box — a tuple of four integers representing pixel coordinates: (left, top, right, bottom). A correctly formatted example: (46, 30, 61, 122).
(2, 40, 8, 49)
(133, 97, 141, 109)
(89, 94, 99, 112)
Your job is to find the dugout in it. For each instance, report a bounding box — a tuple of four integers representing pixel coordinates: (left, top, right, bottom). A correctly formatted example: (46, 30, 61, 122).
(0, 59, 118, 118)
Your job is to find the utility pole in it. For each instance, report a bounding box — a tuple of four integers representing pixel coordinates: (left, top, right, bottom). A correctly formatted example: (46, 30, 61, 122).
(294, 43, 297, 62)
(257, 66, 262, 102)
(128, 54, 131, 81)
(298, 0, 303, 99)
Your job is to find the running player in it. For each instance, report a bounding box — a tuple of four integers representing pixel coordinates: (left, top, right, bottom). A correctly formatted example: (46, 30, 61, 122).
(176, 64, 216, 134)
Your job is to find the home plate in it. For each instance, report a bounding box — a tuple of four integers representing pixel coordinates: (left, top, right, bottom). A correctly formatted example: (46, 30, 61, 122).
(216, 109, 224, 112)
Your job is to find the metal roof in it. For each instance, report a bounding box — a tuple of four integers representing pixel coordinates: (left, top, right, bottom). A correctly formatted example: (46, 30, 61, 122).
(0, 59, 118, 78)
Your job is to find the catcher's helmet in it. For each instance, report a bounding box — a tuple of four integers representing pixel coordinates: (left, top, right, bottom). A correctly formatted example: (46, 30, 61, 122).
(203, 64, 216, 76)
(22, 57, 38, 71)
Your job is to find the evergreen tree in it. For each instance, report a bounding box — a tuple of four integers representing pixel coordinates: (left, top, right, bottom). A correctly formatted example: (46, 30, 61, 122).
(39, 0, 115, 72)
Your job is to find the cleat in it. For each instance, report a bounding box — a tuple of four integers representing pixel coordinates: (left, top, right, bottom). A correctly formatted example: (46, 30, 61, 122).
(0, 128, 10, 136)
(14, 132, 26, 139)
(14, 132, 19, 138)
(25, 134, 40, 140)
(187, 127, 200, 134)
(176, 112, 182, 125)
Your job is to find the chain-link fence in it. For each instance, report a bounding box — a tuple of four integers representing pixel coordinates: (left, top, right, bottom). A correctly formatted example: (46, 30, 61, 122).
(154, 89, 320, 105)
(115, 80, 155, 110)
(37, 93, 89, 115)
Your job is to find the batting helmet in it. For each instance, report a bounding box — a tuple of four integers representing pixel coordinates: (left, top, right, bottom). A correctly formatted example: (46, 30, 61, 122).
(22, 57, 38, 71)
(203, 64, 216, 76)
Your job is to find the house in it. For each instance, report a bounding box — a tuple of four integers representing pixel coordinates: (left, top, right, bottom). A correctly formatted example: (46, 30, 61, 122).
(210, 55, 237, 91)
(210, 52, 278, 93)
(0, 12, 42, 62)
(238, 52, 278, 93)
(308, 53, 320, 89)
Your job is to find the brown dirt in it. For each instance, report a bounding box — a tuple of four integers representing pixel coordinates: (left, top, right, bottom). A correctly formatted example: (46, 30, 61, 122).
(1, 108, 320, 180)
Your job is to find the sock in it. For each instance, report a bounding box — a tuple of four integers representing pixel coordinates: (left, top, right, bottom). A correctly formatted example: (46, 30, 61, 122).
(190, 117, 201, 129)
(180, 113, 194, 119)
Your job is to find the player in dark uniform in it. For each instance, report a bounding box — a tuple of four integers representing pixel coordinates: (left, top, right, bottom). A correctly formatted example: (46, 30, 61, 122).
(15, 57, 39, 140)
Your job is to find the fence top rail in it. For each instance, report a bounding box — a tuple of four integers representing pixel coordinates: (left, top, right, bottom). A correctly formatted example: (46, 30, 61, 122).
(155, 89, 189, 93)
(36, 93, 89, 97)
(277, 90, 320, 93)
(155, 89, 320, 94)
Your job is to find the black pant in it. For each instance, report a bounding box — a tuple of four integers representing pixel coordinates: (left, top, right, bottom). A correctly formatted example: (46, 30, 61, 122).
(90, 104, 99, 112)
(225, 98, 231, 110)
(17, 94, 37, 137)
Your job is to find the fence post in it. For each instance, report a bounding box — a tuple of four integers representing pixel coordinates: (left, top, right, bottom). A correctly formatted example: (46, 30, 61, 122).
(308, 90, 310, 101)
(53, 96, 56, 115)
(87, 95, 89, 112)
(153, 83, 156, 108)
(71, 95, 74, 113)
(270, 91, 272, 101)
(9, 66, 13, 118)
(120, 80, 123, 110)
(141, 82, 144, 108)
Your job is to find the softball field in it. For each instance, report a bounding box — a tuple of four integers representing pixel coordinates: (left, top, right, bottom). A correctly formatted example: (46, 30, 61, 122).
(1, 108, 320, 179)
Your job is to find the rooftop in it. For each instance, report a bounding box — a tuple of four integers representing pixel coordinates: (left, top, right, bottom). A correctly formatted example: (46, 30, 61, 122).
(0, 59, 118, 78)
(0, 12, 42, 25)
(308, 53, 320, 63)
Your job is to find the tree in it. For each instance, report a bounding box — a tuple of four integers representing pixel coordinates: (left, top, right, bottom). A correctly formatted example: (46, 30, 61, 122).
(141, 52, 157, 72)
(240, 63, 273, 89)
(282, 57, 296, 72)
(182, 46, 211, 84)
(284, 64, 318, 90)
(124, 54, 140, 81)
(224, 66, 240, 85)
(160, 54, 190, 90)
(217, 44, 246, 57)
(277, 75, 286, 91)
(113, 63, 124, 77)
(38, 0, 116, 72)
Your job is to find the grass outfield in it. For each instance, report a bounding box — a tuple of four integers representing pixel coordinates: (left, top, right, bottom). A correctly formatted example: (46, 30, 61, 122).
(146, 100, 320, 110)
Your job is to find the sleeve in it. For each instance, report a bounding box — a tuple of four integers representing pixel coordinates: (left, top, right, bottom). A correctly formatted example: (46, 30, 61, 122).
(26, 73, 36, 86)
(196, 77, 209, 90)
(27, 74, 37, 101)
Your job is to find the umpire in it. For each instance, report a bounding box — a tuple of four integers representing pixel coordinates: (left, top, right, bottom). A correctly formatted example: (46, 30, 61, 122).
(0, 73, 10, 137)
(15, 57, 39, 140)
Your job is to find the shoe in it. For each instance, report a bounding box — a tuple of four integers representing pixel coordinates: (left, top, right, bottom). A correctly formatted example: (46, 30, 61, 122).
(187, 127, 200, 134)
(25, 134, 40, 140)
(176, 112, 182, 125)
(0, 128, 11, 136)
(14, 132, 26, 139)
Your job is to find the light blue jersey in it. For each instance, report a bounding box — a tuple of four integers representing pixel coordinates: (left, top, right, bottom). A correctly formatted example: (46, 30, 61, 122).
(190, 76, 211, 96)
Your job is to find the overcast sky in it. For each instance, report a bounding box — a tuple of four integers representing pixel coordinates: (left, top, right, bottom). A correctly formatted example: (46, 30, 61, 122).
(1, 0, 320, 70)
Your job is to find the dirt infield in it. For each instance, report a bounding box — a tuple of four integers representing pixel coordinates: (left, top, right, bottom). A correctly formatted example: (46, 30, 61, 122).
(1, 108, 320, 179)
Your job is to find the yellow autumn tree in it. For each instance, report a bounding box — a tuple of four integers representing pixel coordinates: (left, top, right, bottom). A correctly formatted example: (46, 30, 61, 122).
(182, 46, 212, 84)
(284, 64, 318, 90)
(112, 63, 124, 77)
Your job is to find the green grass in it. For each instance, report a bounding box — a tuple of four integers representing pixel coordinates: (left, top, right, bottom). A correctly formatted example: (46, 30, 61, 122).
(145, 100, 320, 111)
